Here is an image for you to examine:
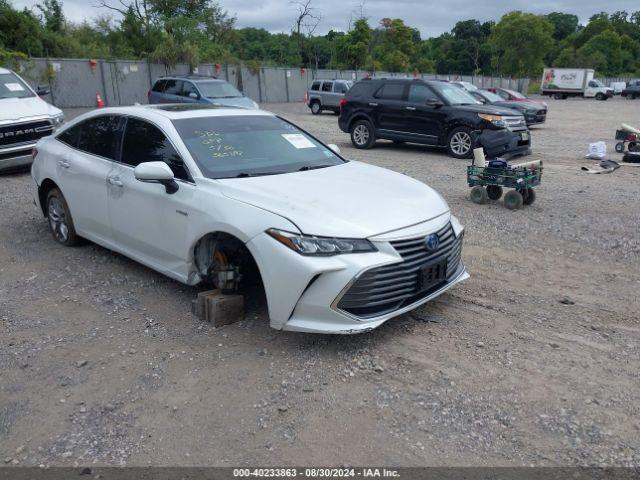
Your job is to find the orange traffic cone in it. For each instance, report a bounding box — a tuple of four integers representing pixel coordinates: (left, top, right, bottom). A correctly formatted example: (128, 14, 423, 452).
(303, 92, 307, 104)
(96, 93, 104, 107)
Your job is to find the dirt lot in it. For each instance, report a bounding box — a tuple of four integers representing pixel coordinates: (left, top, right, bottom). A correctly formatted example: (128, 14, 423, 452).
(1, 97, 639, 468)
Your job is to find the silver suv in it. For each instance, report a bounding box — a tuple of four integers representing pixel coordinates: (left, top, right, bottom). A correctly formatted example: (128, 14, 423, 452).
(306, 79, 352, 115)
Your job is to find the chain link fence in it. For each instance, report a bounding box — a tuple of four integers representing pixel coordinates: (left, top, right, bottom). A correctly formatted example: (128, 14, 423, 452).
(11, 57, 530, 108)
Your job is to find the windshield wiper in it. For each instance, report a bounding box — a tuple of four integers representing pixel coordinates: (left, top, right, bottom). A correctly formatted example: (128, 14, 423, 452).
(234, 172, 285, 178)
(298, 164, 334, 171)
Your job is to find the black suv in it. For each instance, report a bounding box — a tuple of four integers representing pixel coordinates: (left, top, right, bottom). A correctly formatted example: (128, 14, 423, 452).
(621, 80, 640, 99)
(338, 78, 531, 159)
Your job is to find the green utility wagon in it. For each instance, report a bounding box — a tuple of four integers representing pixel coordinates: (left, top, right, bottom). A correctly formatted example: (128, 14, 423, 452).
(467, 160, 543, 210)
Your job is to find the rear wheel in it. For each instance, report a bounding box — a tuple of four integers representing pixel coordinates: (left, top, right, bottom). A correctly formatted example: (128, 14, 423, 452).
(46, 188, 80, 246)
(553, 93, 563, 100)
(447, 126, 474, 159)
(350, 120, 375, 149)
(470, 186, 488, 204)
(504, 190, 523, 210)
(629, 141, 640, 152)
(615, 142, 625, 153)
(310, 101, 321, 115)
(486, 185, 503, 200)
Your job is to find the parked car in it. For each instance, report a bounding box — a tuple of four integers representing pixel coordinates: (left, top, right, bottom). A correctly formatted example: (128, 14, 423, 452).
(306, 79, 353, 114)
(487, 87, 548, 108)
(621, 80, 640, 99)
(148, 75, 258, 109)
(450, 81, 478, 92)
(610, 81, 627, 95)
(540, 68, 612, 100)
(471, 89, 547, 126)
(0, 67, 64, 173)
(338, 78, 531, 159)
(30, 104, 467, 334)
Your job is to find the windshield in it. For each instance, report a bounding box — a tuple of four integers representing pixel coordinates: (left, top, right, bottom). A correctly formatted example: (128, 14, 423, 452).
(479, 90, 503, 103)
(504, 88, 526, 99)
(0, 73, 35, 99)
(592, 79, 605, 88)
(431, 82, 480, 105)
(196, 81, 242, 99)
(172, 115, 345, 179)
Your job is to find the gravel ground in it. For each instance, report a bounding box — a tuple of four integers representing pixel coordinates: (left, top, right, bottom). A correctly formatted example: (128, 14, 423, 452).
(1, 96, 639, 468)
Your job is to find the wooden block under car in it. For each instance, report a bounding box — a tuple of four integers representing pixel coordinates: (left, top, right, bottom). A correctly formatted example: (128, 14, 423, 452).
(192, 289, 245, 327)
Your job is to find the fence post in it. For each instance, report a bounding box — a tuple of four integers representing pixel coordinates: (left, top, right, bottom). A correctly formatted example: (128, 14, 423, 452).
(284, 69, 290, 102)
(99, 59, 108, 106)
(257, 68, 263, 103)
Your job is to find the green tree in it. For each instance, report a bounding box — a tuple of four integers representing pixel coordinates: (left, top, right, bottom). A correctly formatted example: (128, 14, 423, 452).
(489, 11, 554, 76)
(546, 12, 578, 41)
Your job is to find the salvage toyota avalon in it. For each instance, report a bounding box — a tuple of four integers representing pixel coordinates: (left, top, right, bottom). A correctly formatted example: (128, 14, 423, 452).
(31, 104, 468, 333)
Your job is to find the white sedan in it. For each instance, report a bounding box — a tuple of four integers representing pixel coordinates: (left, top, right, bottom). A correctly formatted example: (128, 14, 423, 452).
(31, 104, 468, 334)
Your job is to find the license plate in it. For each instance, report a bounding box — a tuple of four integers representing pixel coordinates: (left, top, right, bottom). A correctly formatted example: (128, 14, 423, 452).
(521, 132, 530, 141)
(419, 260, 447, 291)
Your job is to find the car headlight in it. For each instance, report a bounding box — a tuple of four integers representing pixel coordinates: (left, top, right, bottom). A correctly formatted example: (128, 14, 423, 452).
(266, 229, 377, 256)
(51, 114, 65, 127)
(478, 113, 507, 128)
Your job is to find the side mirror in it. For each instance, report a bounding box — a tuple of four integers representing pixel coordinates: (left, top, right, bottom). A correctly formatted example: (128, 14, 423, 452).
(426, 98, 444, 108)
(36, 85, 51, 96)
(188, 91, 199, 100)
(134, 161, 179, 194)
(327, 143, 341, 155)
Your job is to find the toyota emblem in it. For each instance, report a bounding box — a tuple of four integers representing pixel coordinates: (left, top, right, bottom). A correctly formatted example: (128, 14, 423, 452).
(425, 233, 440, 251)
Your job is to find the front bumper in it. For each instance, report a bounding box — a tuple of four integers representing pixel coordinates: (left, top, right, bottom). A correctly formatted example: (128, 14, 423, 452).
(479, 128, 531, 159)
(247, 214, 468, 334)
(0, 143, 35, 172)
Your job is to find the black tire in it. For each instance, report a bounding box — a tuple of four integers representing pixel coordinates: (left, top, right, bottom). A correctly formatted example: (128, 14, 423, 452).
(486, 185, 503, 200)
(46, 188, 80, 246)
(470, 186, 488, 204)
(629, 142, 640, 153)
(522, 187, 536, 206)
(310, 101, 322, 115)
(447, 126, 474, 159)
(562, 94, 568, 100)
(553, 93, 563, 100)
(595, 92, 605, 101)
(504, 190, 523, 210)
(350, 119, 375, 149)
(615, 142, 625, 153)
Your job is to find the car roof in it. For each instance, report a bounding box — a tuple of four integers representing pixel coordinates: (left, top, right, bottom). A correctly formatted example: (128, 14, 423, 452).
(71, 104, 272, 122)
(157, 74, 220, 81)
(0, 67, 13, 74)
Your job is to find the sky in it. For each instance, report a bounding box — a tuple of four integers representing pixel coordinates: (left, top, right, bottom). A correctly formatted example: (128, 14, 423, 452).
(10, 0, 640, 38)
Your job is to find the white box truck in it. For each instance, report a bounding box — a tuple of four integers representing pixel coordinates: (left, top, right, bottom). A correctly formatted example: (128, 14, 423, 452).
(541, 68, 613, 100)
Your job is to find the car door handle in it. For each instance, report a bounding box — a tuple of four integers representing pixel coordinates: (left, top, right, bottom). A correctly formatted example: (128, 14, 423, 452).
(107, 176, 123, 187)
(368, 102, 378, 107)
(405, 106, 416, 111)
(58, 160, 70, 169)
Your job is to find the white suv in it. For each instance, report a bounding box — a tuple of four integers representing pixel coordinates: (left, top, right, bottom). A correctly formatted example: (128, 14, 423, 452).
(31, 104, 467, 334)
(0, 67, 64, 172)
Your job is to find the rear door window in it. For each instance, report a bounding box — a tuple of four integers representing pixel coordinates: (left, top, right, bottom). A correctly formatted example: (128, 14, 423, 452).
(321, 82, 333, 92)
(76, 116, 124, 160)
(121, 117, 190, 181)
(163, 80, 182, 96)
(375, 83, 406, 100)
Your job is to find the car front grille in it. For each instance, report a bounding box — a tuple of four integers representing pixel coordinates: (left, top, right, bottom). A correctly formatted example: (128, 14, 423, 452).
(504, 116, 526, 130)
(336, 222, 464, 319)
(0, 120, 54, 148)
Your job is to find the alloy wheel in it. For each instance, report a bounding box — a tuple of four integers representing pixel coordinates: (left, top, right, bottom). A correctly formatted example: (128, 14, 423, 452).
(450, 131, 472, 156)
(353, 125, 370, 146)
(48, 197, 69, 243)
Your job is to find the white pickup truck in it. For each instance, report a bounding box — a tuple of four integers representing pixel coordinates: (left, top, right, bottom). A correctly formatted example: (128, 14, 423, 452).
(0, 67, 64, 173)
(541, 68, 613, 100)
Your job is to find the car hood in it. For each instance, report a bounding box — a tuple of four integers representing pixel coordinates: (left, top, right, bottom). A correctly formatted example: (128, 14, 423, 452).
(218, 161, 450, 238)
(495, 101, 539, 112)
(0, 95, 62, 123)
(451, 103, 523, 116)
(205, 96, 257, 109)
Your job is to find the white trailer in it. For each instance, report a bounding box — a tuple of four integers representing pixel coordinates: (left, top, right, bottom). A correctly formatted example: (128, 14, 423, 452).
(541, 68, 613, 100)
